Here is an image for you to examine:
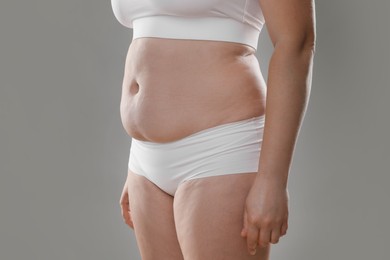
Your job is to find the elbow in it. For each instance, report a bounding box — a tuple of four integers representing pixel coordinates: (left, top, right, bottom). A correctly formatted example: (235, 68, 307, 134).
(301, 29, 316, 54)
(302, 36, 316, 55)
(301, 37, 316, 54)
(274, 31, 316, 55)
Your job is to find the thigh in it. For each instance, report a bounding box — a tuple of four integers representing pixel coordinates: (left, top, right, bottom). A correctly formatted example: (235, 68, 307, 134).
(173, 172, 270, 260)
(127, 169, 184, 260)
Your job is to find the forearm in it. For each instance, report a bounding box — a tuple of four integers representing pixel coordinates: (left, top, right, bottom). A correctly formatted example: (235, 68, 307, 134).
(256, 43, 315, 188)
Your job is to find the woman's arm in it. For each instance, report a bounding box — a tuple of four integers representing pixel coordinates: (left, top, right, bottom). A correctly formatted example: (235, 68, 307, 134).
(256, 0, 316, 186)
(241, 0, 316, 255)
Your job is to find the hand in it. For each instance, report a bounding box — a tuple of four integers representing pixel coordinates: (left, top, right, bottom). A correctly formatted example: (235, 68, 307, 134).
(241, 175, 289, 255)
(119, 175, 134, 229)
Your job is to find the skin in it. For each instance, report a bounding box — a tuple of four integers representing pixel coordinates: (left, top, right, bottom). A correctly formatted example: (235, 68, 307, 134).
(119, 0, 316, 258)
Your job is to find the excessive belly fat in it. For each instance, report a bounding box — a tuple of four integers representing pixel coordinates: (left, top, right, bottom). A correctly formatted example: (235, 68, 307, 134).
(119, 38, 266, 143)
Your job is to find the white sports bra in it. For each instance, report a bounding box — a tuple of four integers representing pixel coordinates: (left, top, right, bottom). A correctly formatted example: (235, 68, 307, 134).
(111, 0, 265, 51)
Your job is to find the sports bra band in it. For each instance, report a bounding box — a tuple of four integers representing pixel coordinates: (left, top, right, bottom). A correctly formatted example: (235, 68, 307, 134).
(132, 15, 260, 50)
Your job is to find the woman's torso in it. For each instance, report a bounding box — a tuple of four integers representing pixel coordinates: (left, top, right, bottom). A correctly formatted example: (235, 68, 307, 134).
(120, 37, 267, 143)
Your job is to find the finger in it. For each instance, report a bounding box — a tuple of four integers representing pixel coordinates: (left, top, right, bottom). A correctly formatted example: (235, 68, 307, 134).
(127, 216, 134, 229)
(120, 194, 134, 229)
(241, 210, 248, 237)
(120, 198, 130, 218)
(270, 227, 281, 244)
(259, 227, 271, 247)
(119, 195, 128, 206)
(121, 207, 134, 229)
(119, 191, 129, 207)
(280, 220, 288, 236)
(246, 224, 259, 255)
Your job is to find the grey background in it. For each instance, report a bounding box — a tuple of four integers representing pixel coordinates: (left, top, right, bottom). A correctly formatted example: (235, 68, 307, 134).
(0, 0, 389, 259)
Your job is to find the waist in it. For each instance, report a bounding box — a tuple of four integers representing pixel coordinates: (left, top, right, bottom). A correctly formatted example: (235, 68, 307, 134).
(132, 15, 260, 51)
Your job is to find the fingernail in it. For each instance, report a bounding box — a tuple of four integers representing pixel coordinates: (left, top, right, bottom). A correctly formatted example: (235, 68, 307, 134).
(250, 249, 256, 255)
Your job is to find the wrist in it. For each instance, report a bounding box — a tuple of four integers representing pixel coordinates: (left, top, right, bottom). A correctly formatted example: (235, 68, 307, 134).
(254, 170, 288, 189)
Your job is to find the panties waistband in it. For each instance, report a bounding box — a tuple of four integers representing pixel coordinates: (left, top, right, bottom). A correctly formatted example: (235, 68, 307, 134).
(131, 114, 265, 148)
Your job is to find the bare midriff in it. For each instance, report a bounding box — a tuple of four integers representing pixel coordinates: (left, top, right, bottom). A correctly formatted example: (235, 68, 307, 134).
(120, 37, 267, 143)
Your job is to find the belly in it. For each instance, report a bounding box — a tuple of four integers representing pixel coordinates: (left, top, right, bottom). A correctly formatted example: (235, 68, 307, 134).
(119, 37, 267, 143)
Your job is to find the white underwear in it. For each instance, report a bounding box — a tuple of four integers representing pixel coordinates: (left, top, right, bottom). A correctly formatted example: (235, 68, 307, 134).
(128, 115, 265, 196)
